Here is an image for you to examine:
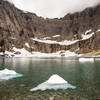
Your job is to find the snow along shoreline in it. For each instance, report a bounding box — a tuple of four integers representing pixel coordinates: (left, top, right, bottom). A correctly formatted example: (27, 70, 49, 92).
(0, 47, 82, 58)
(0, 47, 100, 58)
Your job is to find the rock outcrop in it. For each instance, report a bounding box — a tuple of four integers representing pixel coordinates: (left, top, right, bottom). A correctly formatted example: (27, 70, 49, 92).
(0, 0, 100, 54)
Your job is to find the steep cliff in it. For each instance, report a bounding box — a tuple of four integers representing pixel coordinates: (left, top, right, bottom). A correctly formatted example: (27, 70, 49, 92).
(0, 0, 100, 56)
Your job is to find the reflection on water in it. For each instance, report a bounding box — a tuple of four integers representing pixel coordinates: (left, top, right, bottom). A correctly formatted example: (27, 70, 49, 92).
(0, 58, 100, 99)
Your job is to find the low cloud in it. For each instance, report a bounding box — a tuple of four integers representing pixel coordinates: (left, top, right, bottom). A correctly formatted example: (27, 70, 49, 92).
(12, 0, 100, 18)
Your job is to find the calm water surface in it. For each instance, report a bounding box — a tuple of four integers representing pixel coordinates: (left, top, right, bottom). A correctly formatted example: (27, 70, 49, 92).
(0, 58, 100, 100)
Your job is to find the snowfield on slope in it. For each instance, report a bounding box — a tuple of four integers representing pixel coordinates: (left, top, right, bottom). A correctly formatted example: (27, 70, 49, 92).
(32, 38, 79, 46)
(82, 32, 94, 40)
(32, 29, 95, 45)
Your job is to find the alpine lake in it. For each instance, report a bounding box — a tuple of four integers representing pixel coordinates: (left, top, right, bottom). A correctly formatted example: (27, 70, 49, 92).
(0, 57, 100, 100)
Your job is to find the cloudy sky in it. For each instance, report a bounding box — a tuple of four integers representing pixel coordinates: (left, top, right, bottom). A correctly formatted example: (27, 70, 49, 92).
(11, 0, 100, 18)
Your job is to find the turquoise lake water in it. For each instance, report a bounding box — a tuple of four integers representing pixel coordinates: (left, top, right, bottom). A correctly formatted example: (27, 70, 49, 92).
(0, 58, 100, 100)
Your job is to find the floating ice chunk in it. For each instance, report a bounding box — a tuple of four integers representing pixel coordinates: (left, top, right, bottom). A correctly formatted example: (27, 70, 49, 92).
(30, 82, 75, 91)
(79, 58, 94, 63)
(0, 69, 23, 80)
(44, 74, 67, 84)
(0, 69, 16, 75)
(30, 74, 76, 91)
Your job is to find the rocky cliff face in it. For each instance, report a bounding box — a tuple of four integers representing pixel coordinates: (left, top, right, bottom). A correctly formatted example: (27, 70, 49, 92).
(0, 0, 100, 55)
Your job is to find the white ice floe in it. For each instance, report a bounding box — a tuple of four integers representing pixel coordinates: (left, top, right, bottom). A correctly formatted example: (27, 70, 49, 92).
(52, 35, 60, 38)
(79, 58, 94, 63)
(44, 74, 67, 84)
(82, 32, 94, 40)
(32, 38, 78, 46)
(25, 43, 30, 48)
(95, 58, 100, 60)
(0, 69, 23, 80)
(30, 74, 76, 91)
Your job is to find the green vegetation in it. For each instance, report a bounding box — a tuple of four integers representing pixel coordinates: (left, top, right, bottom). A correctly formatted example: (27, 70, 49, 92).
(84, 51, 100, 57)
(96, 52, 100, 55)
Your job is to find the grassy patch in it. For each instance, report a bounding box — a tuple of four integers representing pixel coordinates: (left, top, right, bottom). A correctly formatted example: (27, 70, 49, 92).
(96, 52, 100, 55)
(84, 51, 100, 56)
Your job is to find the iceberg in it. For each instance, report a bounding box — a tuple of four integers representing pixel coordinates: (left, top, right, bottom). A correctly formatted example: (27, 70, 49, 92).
(0, 69, 23, 80)
(44, 74, 67, 84)
(30, 74, 76, 91)
(79, 58, 94, 63)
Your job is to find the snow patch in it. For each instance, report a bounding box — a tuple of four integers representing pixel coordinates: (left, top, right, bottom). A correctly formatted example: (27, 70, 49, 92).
(64, 50, 78, 57)
(32, 38, 57, 44)
(25, 43, 30, 48)
(13, 47, 30, 54)
(32, 50, 79, 58)
(32, 38, 78, 46)
(52, 35, 60, 38)
(30, 74, 76, 91)
(97, 29, 100, 32)
(79, 58, 94, 63)
(82, 32, 94, 40)
(85, 29, 92, 34)
(0, 69, 23, 80)
(59, 40, 78, 45)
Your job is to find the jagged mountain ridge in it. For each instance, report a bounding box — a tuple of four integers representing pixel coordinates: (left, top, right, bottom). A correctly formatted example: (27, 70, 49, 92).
(0, 0, 100, 55)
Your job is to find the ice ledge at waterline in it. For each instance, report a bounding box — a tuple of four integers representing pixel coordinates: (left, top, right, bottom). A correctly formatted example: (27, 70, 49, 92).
(79, 58, 94, 63)
(30, 74, 76, 91)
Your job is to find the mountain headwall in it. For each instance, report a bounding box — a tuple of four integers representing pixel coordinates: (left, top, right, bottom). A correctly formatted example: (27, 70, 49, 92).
(0, 0, 100, 55)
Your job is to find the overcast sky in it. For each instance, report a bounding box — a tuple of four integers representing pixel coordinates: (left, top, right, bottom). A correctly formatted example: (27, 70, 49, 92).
(11, 0, 100, 18)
